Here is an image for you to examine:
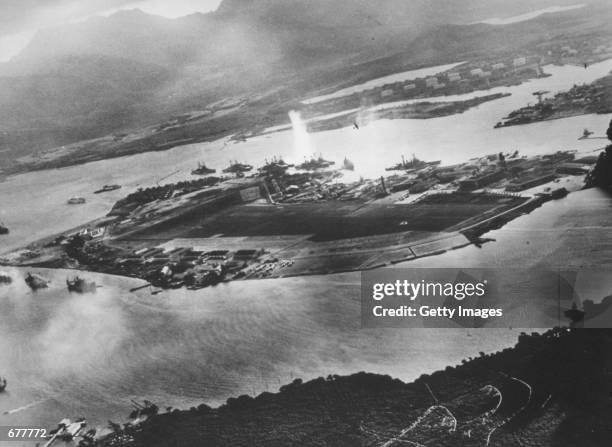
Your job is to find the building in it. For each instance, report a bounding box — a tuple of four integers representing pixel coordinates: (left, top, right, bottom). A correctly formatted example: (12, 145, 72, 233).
(492, 63, 506, 71)
(556, 163, 590, 175)
(470, 68, 485, 77)
(459, 170, 506, 190)
(513, 57, 527, 67)
(240, 186, 262, 202)
(447, 72, 462, 82)
(409, 179, 437, 194)
(425, 77, 439, 88)
(381, 89, 394, 98)
(506, 173, 556, 192)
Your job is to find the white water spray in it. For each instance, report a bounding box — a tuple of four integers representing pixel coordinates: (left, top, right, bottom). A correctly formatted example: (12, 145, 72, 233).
(288, 110, 313, 160)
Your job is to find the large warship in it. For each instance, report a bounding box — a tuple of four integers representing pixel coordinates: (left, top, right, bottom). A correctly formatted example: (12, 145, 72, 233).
(385, 154, 441, 172)
(296, 155, 335, 171)
(67, 276, 97, 294)
(0, 271, 12, 285)
(25, 272, 49, 290)
(258, 157, 294, 177)
(222, 161, 253, 176)
(342, 157, 355, 171)
(191, 162, 216, 176)
(94, 184, 122, 194)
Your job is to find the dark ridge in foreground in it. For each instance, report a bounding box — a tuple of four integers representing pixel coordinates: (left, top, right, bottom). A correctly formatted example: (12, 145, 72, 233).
(100, 328, 612, 446)
(585, 119, 612, 190)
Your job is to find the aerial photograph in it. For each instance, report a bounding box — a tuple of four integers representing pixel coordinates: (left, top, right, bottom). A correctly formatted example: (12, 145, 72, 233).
(1, 0, 612, 445)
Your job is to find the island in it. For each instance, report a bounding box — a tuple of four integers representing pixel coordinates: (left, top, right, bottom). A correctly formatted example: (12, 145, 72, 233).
(2, 148, 589, 291)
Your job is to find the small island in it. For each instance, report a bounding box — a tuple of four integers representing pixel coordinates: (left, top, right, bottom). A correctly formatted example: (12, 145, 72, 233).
(2, 147, 587, 291)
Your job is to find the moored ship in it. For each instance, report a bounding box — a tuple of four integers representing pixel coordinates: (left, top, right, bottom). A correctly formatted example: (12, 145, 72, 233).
(94, 184, 122, 194)
(0, 272, 12, 285)
(191, 162, 216, 176)
(296, 155, 335, 171)
(342, 157, 355, 171)
(25, 272, 49, 290)
(222, 161, 253, 176)
(258, 157, 294, 177)
(67, 276, 97, 294)
(385, 154, 441, 172)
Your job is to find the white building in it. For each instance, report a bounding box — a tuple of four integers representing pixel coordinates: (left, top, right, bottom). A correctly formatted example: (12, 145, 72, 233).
(381, 89, 394, 98)
(470, 68, 485, 77)
(447, 72, 461, 82)
(513, 57, 527, 67)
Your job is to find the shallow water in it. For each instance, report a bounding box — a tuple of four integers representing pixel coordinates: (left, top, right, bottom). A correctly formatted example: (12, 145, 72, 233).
(478, 4, 585, 25)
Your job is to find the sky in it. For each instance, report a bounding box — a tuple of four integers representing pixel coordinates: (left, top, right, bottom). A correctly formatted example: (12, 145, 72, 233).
(0, 0, 223, 62)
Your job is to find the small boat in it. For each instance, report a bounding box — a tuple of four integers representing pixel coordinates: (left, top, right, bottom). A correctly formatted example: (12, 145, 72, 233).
(25, 272, 49, 291)
(0, 223, 8, 235)
(0, 377, 6, 392)
(67, 197, 86, 205)
(191, 162, 216, 176)
(66, 276, 97, 294)
(94, 184, 121, 194)
(579, 128, 594, 140)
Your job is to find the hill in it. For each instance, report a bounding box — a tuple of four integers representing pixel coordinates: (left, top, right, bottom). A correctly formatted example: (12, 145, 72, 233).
(0, 0, 606, 170)
(99, 328, 612, 446)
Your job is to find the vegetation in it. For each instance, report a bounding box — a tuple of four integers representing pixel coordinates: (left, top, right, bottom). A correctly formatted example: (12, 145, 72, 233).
(99, 328, 612, 447)
(109, 177, 222, 216)
(585, 119, 612, 189)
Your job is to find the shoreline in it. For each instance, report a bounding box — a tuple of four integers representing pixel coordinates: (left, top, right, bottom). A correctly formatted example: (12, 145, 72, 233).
(2, 185, 573, 288)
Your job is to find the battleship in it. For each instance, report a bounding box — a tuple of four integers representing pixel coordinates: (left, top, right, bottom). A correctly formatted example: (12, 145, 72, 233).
(191, 162, 216, 176)
(342, 157, 355, 171)
(25, 272, 49, 290)
(67, 197, 86, 205)
(222, 160, 254, 176)
(385, 154, 441, 172)
(0, 223, 8, 235)
(0, 272, 12, 285)
(66, 276, 97, 294)
(94, 184, 122, 194)
(258, 157, 294, 177)
(296, 155, 336, 171)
